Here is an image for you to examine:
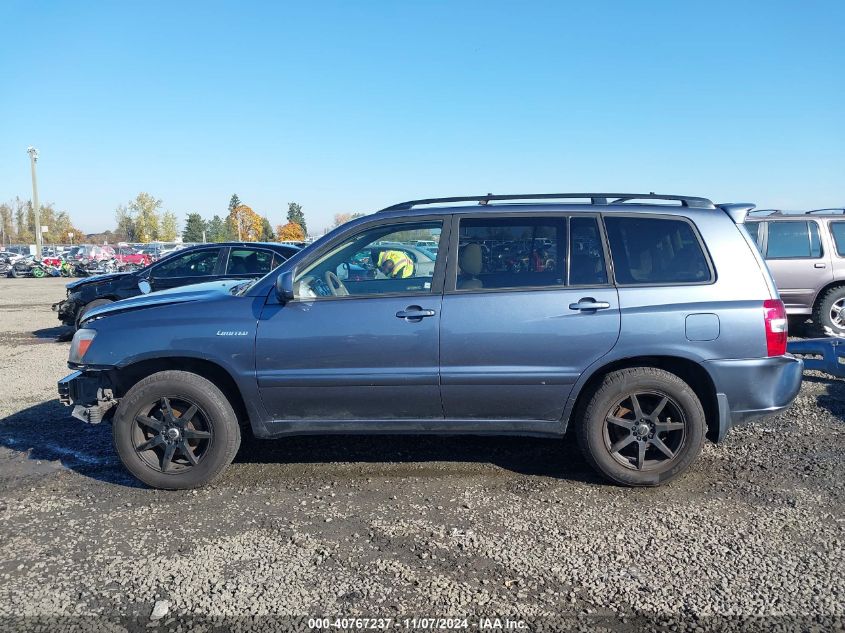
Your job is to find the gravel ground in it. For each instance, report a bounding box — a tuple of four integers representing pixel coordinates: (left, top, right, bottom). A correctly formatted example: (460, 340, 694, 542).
(0, 278, 843, 632)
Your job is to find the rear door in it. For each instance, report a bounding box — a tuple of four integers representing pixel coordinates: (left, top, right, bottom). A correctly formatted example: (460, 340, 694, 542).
(762, 220, 832, 312)
(439, 213, 620, 422)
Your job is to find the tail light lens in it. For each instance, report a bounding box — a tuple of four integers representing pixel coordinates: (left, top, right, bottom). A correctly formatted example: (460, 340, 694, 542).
(763, 299, 787, 356)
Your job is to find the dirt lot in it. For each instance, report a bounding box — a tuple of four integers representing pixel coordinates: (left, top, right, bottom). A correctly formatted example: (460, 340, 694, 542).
(0, 277, 843, 632)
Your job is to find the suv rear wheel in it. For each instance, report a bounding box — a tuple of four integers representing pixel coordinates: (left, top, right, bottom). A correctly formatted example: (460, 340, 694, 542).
(112, 370, 241, 489)
(815, 286, 845, 336)
(576, 367, 705, 486)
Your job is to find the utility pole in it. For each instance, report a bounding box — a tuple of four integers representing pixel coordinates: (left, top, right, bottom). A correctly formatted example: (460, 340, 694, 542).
(27, 147, 42, 259)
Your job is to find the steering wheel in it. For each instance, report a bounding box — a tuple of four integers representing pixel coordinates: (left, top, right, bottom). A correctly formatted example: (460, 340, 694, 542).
(324, 271, 349, 296)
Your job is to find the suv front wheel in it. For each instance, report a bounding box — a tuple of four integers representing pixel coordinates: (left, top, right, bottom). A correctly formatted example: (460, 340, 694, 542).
(112, 370, 241, 489)
(576, 367, 705, 486)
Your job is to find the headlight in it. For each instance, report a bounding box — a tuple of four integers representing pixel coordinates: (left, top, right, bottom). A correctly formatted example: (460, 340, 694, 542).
(69, 329, 97, 364)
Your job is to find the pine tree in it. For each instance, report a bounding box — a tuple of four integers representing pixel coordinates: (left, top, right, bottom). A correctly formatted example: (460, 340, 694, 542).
(207, 215, 227, 242)
(183, 213, 208, 242)
(261, 217, 276, 241)
(228, 194, 241, 215)
(286, 202, 307, 236)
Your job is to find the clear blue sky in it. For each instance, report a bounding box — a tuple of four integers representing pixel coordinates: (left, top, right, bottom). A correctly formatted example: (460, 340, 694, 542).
(1, 1, 843, 234)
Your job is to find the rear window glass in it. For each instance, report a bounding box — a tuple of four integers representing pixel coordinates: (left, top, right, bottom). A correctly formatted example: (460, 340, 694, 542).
(226, 249, 275, 275)
(765, 221, 822, 259)
(829, 222, 845, 257)
(604, 216, 711, 285)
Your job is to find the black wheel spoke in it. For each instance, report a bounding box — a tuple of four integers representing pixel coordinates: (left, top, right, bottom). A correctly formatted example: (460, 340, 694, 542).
(649, 436, 675, 459)
(179, 441, 199, 466)
(161, 397, 176, 421)
(136, 435, 164, 452)
(630, 394, 644, 420)
(160, 443, 176, 472)
(651, 396, 669, 419)
(610, 435, 636, 454)
(179, 404, 198, 425)
(183, 429, 211, 440)
(607, 415, 634, 430)
(655, 421, 684, 433)
(636, 440, 646, 470)
(135, 415, 163, 432)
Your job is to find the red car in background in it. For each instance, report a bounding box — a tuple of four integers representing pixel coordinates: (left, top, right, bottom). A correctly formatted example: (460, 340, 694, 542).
(114, 246, 152, 269)
(67, 244, 116, 263)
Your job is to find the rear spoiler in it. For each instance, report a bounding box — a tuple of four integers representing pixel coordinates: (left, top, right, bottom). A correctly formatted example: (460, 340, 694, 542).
(718, 203, 756, 224)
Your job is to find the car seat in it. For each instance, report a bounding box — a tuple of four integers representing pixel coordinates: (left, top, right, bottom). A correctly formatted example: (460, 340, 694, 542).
(457, 243, 484, 289)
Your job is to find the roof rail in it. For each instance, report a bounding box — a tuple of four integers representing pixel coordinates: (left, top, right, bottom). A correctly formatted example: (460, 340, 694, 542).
(379, 192, 716, 212)
(747, 209, 783, 216)
(806, 208, 845, 215)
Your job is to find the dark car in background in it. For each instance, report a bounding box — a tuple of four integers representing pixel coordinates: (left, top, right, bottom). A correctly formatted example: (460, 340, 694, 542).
(53, 242, 300, 328)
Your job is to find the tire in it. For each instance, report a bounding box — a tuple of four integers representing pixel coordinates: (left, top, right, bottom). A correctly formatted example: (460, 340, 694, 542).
(575, 367, 706, 487)
(10, 266, 22, 278)
(112, 370, 241, 489)
(815, 286, 845, 336)
(75, 298, 113, 329)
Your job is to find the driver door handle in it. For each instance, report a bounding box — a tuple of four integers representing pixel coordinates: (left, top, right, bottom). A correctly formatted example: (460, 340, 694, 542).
(569, 298, 611, 311)
(396, 306, 436, 320)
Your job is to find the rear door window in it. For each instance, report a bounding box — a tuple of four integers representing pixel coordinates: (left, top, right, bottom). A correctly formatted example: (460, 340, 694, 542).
(765, 221, 822, 259)
(604, 216, 712, 285)
(455, 217, 566, 290)
(225, 248, 276, 275)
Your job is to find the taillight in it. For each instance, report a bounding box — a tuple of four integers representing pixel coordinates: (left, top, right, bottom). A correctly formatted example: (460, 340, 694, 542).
(763, 299, 787, 356)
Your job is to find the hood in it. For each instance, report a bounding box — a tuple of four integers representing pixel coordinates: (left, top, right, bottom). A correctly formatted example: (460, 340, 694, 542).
(65, 272, 133, 291)
(82, 279, 245, 323)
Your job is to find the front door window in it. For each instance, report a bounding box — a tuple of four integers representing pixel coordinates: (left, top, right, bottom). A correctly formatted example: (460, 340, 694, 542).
(294, 222, 442, 298)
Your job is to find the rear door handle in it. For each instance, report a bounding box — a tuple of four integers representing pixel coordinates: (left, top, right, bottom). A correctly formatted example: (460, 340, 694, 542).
(815, 263, 826, 269)
(396, 306, 436, 320)
(569, 297, 611, 311)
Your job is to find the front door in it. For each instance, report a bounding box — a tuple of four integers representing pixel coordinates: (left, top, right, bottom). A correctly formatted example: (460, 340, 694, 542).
(440, 214, 621, 421)
(256, 219, 447, 422)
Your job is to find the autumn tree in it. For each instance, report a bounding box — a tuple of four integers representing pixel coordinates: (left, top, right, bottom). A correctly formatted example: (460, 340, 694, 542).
(127, 192, 162, 243)
(114, 205, 135, 242)
(276, 221, 305, 242)
(332, 212, 366, 228)
(159, 211, 179, 241)
(0, 203, 13, 244)
(207, 215, 227, 242)
(286, 202, 307, 236)
(183, 213, 207, 242)
(227, 204, 262, 242)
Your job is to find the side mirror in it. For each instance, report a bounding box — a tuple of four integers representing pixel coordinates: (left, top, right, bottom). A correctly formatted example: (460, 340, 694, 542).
(138, 279, 151, 294)
(275, 270, 294, 302)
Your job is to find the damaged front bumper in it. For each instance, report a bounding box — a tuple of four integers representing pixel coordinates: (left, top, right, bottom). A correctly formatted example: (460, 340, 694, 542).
(58, 370, 117, 424)
(53, 297, 80, 326)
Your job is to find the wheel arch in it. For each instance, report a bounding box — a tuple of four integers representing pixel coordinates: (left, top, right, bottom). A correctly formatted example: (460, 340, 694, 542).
(108, 357, 252, 431)
(566, 355, 720, 442)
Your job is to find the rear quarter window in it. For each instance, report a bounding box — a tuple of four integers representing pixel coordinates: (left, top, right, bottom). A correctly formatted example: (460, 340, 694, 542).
(829, 222, 845, 257)
(604, 216, 712, 285)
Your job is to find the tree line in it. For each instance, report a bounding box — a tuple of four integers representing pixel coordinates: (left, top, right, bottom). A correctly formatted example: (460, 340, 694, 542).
(0, 197, 83, 245)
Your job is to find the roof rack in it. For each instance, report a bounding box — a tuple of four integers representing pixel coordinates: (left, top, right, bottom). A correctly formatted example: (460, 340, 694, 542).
(379, 192, 716, 212)
(747, 209, 783, 216)
(806, 208, 845, 215)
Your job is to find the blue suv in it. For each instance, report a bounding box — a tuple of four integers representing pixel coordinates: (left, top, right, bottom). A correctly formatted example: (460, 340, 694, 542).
(58, 193, 803, 489)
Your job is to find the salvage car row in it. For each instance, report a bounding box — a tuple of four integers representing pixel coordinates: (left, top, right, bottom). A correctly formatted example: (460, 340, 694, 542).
(57, 192, 807, 490)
